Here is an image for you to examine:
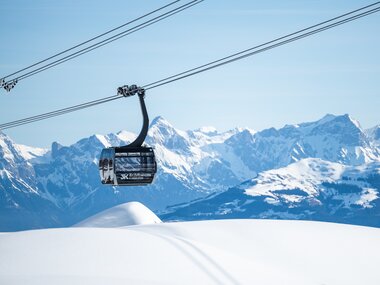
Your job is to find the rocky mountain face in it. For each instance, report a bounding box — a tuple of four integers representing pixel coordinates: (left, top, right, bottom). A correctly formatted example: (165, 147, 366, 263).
(1, 114, 380, 230)
(366, 125, 380, 146)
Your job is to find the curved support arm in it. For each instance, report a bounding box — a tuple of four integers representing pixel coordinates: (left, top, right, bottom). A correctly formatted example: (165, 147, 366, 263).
(124, 90, 149, 148)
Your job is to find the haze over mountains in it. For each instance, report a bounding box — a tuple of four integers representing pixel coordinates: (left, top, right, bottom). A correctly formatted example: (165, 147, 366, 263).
(1, 114, 379, 231)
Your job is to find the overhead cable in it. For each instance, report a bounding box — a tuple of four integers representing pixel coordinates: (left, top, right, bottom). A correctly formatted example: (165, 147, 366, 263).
(0, 2, 379, 130)
(1, 0, 180, 81)
(144, 2, 380, 90)
(1, 0, 203, 91)
(11, 0, 204, 83)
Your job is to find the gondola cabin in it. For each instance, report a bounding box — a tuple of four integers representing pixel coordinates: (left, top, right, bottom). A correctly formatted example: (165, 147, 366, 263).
(99, 84, 157, 186)
(99, 146, 156, 186)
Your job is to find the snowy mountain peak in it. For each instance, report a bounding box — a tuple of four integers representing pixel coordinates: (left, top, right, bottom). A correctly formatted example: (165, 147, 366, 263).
(0, 132, 16, 162)
(292, 114, 369, 152)
(322, 114, 362, 130)
(342, 114, 362, 129)
(15, 144, 48, 161)
(318, 113, 338, 124)
(51, 141, 65, 158)
(226, 128, 255, 145)
(68, 135, 109, 155)
(148, 116, 190, 150)
(366, 125, 380, 145)
(150, 116, 172, 129)
(0, 132, 38, 201)
(116, 130, 136, 143)
(296, 114, 362, 135)
(197, 126, 218, 135)
(332, 114, 361, 129)
(93, 134, 111, 147)
(149, 116, 184, 137)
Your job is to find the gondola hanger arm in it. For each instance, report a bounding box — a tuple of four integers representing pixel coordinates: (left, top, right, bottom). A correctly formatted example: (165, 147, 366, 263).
(117, 85, 149, 148)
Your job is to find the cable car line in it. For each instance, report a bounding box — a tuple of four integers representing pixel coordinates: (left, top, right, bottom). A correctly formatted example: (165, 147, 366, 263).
(144, 1, 380, 90)
(13, 0, 203, 83)
(11, 0, 204, 83)
(145, 4, 380, 90)
(2, 0, 202, 87)
(0, 0, 180, 82)
(0, 2, 379, 131)
(1, 0, 203, 91)
(0, 96, 121, 130)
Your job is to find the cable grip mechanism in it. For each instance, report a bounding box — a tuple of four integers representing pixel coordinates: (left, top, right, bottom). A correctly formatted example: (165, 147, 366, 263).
(1, 79, 18, 92)
(117, 84, 145, 98)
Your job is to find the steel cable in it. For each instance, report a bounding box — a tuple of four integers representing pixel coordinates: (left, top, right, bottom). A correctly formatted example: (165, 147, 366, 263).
(0, 0, 180, 81)
(1, 2, 379, 130)
(1, 0, 203, 87)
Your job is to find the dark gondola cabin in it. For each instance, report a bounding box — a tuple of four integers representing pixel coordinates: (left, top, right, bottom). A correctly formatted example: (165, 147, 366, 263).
(99, 85, 157, 186)
(99, 147, 156, 185)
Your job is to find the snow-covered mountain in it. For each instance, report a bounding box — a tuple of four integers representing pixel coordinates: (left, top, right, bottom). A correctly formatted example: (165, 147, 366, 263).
(28, 117, 252, 226)
(0, 132, 62, 231)
(1, 114, 380, 230)
(366, 124, 380, 146)
(0, 117, 253, 230)
(162, 158, 380, 227)
(225, 114, 379, 173)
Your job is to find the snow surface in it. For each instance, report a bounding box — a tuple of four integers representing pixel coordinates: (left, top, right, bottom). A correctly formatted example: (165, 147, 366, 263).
(242, 158, 380, 207)
(244, 158, 347, 197)
(0, 219, 379, 285)
(75, 202, 162, 227)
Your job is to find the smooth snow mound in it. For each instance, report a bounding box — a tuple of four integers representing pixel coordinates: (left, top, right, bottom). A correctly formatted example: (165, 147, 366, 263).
(0, 219, 379, 285)
(75, 202, 162, 227)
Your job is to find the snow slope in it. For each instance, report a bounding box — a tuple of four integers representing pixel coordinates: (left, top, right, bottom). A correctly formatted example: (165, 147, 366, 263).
(0, 219, 379, 285)
(163, 158, 380, 227)
(75, 202, 162, 227)
(14, 144, 48, 161)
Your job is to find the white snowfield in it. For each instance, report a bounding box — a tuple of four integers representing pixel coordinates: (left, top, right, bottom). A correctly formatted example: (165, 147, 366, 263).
(0, 220, 379, 285)
(75, 202, 162, 227)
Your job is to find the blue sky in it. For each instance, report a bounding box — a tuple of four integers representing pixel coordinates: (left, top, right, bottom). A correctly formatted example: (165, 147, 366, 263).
(1, 0, 379, 147)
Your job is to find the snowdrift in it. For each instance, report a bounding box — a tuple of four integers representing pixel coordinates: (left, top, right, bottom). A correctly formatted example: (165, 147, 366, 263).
(0, 219, 379, 285)
(75, 202, 162, 227)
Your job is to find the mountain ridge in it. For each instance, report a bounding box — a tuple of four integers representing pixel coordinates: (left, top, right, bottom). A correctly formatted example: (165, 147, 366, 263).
(1, 114, 380, 230)
(162, 158, 380, 227)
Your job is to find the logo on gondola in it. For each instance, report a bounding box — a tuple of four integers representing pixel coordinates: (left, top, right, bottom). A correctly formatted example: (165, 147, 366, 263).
(120, 174, 130, 179)
(120, 173, 151, 179)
